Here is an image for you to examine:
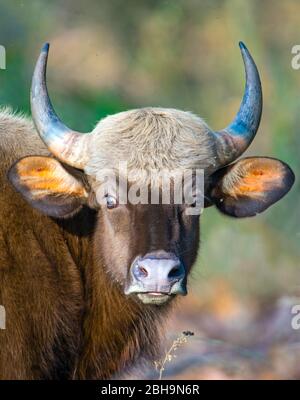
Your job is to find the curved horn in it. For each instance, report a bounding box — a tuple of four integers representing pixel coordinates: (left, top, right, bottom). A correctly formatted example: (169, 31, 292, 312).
(213, 42, 262, 167)
(31, 43, 89, 169)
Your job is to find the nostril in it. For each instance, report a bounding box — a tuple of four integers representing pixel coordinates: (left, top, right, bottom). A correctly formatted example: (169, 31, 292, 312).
(138, 265, 148, 277)
(168, 265, 181, 278)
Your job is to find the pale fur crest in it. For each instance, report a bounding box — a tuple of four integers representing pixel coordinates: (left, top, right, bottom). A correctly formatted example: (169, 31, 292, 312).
(85, 108, 217, 183)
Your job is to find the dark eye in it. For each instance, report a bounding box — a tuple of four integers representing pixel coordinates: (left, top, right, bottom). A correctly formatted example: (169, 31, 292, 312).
(105, 195, 118, 209)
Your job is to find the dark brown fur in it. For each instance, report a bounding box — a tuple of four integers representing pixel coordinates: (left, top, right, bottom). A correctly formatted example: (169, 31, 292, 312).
(0, 187, 199, 379)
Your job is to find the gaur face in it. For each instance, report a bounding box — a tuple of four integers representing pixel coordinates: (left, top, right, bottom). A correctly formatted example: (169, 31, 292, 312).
(94, 190, 200, 304)
(7, 42, 295, 307)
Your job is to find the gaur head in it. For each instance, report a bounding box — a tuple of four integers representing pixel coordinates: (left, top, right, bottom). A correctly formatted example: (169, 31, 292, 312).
(8, 42, 294, 305)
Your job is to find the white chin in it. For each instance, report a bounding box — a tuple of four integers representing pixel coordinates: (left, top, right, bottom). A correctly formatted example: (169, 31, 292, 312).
(137, 293, 172, 305)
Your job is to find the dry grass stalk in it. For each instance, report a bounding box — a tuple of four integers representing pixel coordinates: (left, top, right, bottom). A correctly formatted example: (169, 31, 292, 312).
(154, 331, 194, 380)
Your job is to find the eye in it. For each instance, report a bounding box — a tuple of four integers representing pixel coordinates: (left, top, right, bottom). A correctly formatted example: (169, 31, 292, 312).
(105, 195, 118, 209)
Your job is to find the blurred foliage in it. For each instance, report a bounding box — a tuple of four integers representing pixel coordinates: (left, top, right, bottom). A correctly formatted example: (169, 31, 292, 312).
(0, 0, 299, 300)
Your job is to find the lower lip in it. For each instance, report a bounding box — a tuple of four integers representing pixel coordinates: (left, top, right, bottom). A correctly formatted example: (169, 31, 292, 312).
(137, 292, 171, 305)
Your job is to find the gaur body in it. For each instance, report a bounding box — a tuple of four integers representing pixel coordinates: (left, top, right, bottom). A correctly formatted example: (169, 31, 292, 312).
(0, 42, 294, 379)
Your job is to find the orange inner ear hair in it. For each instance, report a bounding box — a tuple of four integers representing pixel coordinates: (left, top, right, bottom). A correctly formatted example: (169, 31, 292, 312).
(224, 158, 284, 199)
(16, 157, 88, 198)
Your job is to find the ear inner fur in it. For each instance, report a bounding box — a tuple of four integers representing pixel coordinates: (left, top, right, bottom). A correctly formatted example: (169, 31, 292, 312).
(208, 157, 295, 218)
(8, 156, 88, 218)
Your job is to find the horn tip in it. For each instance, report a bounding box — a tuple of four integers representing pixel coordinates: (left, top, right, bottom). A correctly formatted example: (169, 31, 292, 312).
(238, 41, 247, 51)
(41, 43, 50, 53)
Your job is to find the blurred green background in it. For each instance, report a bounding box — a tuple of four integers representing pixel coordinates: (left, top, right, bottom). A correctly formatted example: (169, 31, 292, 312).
(0, 0, 299, 379)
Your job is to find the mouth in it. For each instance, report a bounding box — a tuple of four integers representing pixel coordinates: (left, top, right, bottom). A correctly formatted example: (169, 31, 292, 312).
(136, 292, 173, 305)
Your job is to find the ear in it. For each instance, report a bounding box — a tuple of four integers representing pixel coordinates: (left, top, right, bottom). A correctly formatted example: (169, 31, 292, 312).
(207, 157, 295, 218)
(8, 156, 89, 218)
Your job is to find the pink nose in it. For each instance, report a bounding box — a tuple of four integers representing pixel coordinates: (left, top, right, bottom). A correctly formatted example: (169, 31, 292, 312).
(131, 253, 186, 294)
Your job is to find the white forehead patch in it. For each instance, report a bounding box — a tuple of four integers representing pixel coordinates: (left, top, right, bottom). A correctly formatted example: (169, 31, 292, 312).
(85, 107, 215, 183)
